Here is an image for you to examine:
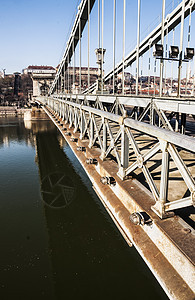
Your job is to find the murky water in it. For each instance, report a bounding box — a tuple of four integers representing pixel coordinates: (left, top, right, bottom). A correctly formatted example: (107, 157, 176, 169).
(0, 116, 168, 300)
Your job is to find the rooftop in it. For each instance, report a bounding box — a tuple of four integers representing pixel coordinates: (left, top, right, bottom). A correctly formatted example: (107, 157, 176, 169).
(27, 65, 55, 70)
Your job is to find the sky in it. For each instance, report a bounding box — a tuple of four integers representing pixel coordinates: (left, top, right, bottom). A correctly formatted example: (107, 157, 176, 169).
(0, 0, 194, 78)
(0, 0, 79, 73)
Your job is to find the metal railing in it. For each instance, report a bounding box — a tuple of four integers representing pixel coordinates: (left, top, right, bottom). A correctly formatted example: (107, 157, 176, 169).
(44, 95, 195, 218)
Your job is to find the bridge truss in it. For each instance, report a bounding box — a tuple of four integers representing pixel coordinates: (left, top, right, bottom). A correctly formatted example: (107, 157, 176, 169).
(44, 0, 195, 219)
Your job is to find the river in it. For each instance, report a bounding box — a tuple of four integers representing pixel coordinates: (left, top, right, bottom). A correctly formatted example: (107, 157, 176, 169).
(0, 116, 168, 299)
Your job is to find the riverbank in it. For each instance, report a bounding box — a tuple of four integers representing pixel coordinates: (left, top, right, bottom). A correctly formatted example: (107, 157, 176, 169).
(0, 106, 30, 116)
(0, 106, 49, 121)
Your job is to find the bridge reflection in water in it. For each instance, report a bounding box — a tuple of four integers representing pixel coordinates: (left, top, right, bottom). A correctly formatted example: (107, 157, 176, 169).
(0, 117, 168, 299)
(36, 125, 168, 299)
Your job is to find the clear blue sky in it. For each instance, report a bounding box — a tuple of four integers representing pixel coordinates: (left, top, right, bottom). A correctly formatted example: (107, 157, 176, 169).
(0, 0, 79, 73)
(0, 0, 194, 78)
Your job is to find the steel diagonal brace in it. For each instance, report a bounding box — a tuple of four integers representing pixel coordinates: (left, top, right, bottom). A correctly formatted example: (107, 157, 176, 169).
(153, 102, 173, 131)
(82, 111, 91, 138)
(124, 127, 160, 201)
(124, 142, 161, 175)
(91, 115, 103, 150)
(96, 97, 104, 111)
(167, 143, 195, 194)
(142, 165, 160, 202)
(138, 103, 150, 122)
(125, 127, 141, 158)
(110, 102, 116, 114)
(105, 121, 122, 165)
(112, 99, 126, 116)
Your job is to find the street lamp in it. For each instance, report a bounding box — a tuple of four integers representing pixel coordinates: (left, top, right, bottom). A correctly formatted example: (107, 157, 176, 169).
(153, 44, 163, 58)
(95, 48, 106, 93)
(184, 47, 194, 60)
(169, 46, 179, 59)
(153, 43, 194, 97)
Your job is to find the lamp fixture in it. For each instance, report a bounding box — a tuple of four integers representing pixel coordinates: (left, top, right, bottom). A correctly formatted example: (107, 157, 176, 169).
(153, 44, 163, 58)
(184, 47, 194, 60)
(169, 46, 179, 59)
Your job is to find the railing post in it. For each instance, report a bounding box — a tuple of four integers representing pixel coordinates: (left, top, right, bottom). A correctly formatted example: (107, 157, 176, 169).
(89, 113, 94, 148)
(100, 117, 107, 160)
(181, 113, 186, 134)
(62, 102, 65, 121)
(152, 140, 172, 218)
(117, 124, 129, 179)
(60, 102, 62, 118)
(150, 99, 155, 125)
(65, 104, 68, 124)
(80, 106, 85, 139)
(57, 101, 59, 116)
(69, 105, 73, 128)
(175, 113, 179, 132)
(160, 141, 169, 203)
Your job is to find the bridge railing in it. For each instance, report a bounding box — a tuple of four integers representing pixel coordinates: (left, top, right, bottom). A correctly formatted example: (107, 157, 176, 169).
(45, 95, 195, 218)
(51, 92, 195, 135)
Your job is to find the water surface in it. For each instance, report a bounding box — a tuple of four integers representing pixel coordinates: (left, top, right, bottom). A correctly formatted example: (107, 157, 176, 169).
(0, 116, 168, 299)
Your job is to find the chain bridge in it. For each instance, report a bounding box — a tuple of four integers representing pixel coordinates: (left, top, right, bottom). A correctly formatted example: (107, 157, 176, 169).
(35, 0, 195, 298)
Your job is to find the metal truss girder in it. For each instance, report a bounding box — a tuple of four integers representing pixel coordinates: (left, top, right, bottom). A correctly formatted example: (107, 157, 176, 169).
(59, 97, 195, 153)
(44, 97, 195, 217)
(56, 94, 195, 116)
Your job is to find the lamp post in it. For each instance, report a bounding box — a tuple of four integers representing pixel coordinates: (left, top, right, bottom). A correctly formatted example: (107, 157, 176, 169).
(153, 44, 194, 97)
(95, 48, 106, 93)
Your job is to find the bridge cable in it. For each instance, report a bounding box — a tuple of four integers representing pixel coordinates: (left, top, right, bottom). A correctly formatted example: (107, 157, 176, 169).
(193, 57, 195, 97)
(101, 0, 104, 94)
(113, 0, 116, 95)
(122, 0, 126, 95)
(73, 38, 75, 92)
(164, 15, 169, 95)
(98, 0, 100, 49)
(170, 0, 175, 95)
(148, 25, 151, 96)
(64, 61, 65, 92)
(140, 55, 143, 95)
(177, 0, 185, 97)
(68, 54, 69, 93)
(136, 0, 141, 96)
(185, 3, 192, 95)
(88, 0, 90, 94)
(79, 17, 82, 94)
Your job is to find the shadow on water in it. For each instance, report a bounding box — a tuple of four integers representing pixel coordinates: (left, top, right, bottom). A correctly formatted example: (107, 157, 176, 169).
(0, 117, 168, 300)
(36, 130, 168, 300)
